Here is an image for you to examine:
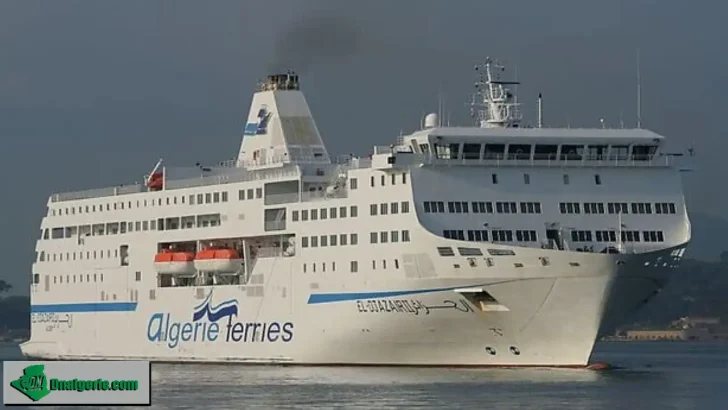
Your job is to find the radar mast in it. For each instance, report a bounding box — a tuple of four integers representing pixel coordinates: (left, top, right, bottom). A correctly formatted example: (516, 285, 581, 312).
(470, 58, 522, 128)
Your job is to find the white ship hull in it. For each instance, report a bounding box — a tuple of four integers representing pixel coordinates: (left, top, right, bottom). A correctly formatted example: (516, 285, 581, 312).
(26, 67, 692, 367)
(22, 243, 685, 367)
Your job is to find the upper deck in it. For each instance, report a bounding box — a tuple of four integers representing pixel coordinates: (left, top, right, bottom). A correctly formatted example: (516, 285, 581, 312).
(47, 61, 690, 205)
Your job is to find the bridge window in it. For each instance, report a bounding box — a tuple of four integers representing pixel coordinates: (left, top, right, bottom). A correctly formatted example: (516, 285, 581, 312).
(484, 144, 505, 160)
(561, 145, 583, 160)
(534, 144, 558, 160)
(609, 145, 629, 160)
(462, 143, 481, 159)
(632, 145, 657, 161)
(587, 145, 608, 160)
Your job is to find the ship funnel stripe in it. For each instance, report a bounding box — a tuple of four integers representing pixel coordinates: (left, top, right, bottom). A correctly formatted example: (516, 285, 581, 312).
(307, 285, 483, 304)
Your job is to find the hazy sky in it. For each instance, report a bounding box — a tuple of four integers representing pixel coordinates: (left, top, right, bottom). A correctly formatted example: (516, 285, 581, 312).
(1, 0, 725, 293)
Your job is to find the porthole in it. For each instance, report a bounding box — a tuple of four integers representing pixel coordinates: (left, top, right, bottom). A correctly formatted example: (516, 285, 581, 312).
(509, 346, 521, 355)
(485, 346, 496, 355)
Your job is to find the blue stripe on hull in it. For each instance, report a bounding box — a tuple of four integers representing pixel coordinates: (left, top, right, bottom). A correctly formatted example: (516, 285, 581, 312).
(307, 285, 469, 304)
(31, 302, 138, 313)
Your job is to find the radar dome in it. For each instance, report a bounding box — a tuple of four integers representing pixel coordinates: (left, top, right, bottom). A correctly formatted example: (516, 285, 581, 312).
(424, 113, 438, 128)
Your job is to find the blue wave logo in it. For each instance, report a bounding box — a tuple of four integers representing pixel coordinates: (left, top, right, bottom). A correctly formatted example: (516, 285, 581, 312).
(192, 290, 239, 323)
(243, 105, 271, 135)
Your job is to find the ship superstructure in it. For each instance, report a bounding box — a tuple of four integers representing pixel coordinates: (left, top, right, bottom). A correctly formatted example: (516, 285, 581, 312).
(23, 61, 690, 366)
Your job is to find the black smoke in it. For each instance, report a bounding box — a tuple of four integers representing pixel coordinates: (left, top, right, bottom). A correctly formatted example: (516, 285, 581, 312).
(267, 13, 363, 74)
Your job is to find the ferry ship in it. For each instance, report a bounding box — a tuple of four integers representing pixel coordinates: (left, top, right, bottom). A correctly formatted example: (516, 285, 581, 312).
(22, 58, 691, 366)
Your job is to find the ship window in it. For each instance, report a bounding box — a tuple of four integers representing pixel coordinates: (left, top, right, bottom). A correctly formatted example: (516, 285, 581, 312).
(391, 174, 396, 185)
(401, 201, 409, 213)
(402, 230, 410, 242)
(340, 234, 347, 245)
(484, 144, 505, 160)
(135, 271, 141, 281)
(438, 247, 455, 257)
(595, 174, 602, 185)
(370, 232, 378, 244)
(391, 230, 399, 242)
(523, 173, 530, 184)
(256, 188, 262, 198)
(330, 207, 337, 218)
(560, 145, 583, 160)
(339, 206, 347, 218)
(609, 145, 629, 160)
(301, 210, 309, 221)
(237, 190, 243, 201)
(350, 178, 358, 190)
(197, 193, 203, 204)
(350, 233, 358, 245)
(330, 234, 337, 246)
(310, 236, 318, 247)
(350, 206, 358, 217)
(212, 192, 219, 203)
(462, 143, 481, 160)
(632, 145, 657, 161)
(433, 143, 459, 159)
(320, 208, 327, 219)
(380, 231, 388, 243)
(292, 210, 299, 221)
(458, 247, 483, 256)
(350, 261, 358, 272)
(370, 204, 377, 215)
(320, 235, 328, 247)
(508, 144, 531, 160)
(247, 189, 253, 199)
(586, 145, 608, 160)
(563, 174, 570, 185)
(381, 175, 385, 186)
(370, 176, 375, 187)
(487, 248, 516, 256)
(402, 173, 407, 184)
(492, 173, 498, 184)
(391, 202, 399, 214)
(301, 237, 308, 248)
(534, 144, 558, 160)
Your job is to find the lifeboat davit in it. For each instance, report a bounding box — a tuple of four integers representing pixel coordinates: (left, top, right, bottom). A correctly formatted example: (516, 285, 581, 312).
(194, 249, 242, 274)
(154, 250, 196, 276)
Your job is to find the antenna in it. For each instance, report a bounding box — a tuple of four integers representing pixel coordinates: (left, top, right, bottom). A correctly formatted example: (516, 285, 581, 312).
(537, 93, 543, 128)
(637, 48, 642, 129)
(438, 89, 443, 127)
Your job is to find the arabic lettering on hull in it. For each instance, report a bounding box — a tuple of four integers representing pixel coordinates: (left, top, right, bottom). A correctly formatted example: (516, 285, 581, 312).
(356, 299, 475, 315)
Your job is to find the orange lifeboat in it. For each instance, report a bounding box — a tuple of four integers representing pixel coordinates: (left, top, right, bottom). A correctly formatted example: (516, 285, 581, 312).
(153, 250, 196, 276)
(146, 172, 163, 191)
(193, 248, 242, 274)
